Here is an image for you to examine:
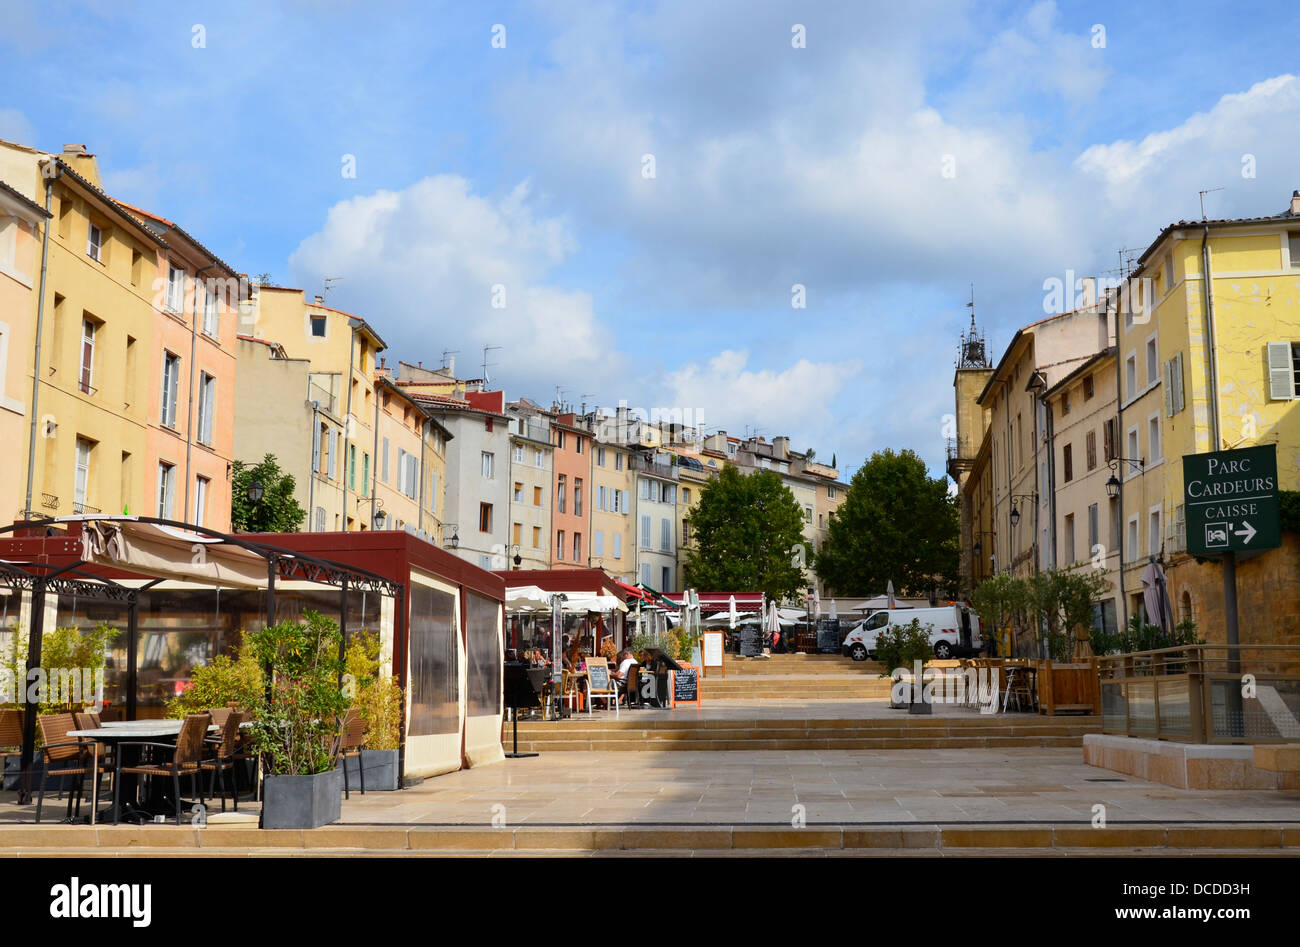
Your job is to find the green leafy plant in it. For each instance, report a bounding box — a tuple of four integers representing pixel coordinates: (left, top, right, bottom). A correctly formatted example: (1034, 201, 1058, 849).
(343, 630, 403, 750)
(166, 642, 265, 719)
(246, 611, 349, 776)
(873, 618, 934, 676)
(2, 622, 116, 716)
(1090, 614, 1202, 656)
(231, 454, 307, 533)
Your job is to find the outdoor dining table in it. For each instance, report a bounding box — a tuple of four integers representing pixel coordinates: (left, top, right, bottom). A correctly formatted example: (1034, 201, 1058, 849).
(67, 720, 223, 826)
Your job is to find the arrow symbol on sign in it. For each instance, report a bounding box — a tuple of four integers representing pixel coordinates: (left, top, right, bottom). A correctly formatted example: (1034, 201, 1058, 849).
(1234, 521, 1257, 544)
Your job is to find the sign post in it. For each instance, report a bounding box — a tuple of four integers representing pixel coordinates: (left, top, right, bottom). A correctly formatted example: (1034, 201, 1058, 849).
(1183, 444, 1280, 734)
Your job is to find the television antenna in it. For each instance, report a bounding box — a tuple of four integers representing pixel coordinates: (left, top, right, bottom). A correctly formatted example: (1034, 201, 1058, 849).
(322, 277, 343, 303)
(1198, 186, 1224, 221)
(481, 345, 501, 384)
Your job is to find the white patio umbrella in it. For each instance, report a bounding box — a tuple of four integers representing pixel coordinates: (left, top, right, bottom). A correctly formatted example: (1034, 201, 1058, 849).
(886, 580, 897, 610)
(829, 599, 838, 621)
(728, 595, 737, 630)
(767, 598, 781, 647)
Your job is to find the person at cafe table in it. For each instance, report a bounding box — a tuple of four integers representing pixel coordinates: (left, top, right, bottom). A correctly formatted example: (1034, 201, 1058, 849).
(612, 649, 638, 701)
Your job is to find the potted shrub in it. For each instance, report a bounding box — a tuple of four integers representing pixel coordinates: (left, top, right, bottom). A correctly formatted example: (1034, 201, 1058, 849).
(247, 611, 349, 829)
(874, 618, 935, 714)
(343, 631, 403, 791)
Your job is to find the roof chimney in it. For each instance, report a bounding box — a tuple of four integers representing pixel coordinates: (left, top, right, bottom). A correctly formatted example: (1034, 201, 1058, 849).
(1291, 190, 1300, 215)
(62, 144, 87, 155)
(314, 295, 324, 304)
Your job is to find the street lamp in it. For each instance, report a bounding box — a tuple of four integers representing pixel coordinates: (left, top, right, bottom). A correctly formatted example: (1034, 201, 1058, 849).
(1106, 457, 1145, 498)
(445, 524, 459, 549)
(246, 481, 264, 503)
(509, 543, 522, 568)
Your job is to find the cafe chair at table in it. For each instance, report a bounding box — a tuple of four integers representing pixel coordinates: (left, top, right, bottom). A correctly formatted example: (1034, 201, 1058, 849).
(621, 665, 645, 710)
(201, 710, 243, 812)
(74, 711, 114, 796)
(0, 708, 24, 784)
(35, 713, 108, 824)
(112, 713, 211, 826)
(336, 708, 366, 799)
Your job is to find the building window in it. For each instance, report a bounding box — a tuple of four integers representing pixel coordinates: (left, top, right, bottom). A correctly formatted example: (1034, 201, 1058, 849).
(158, 462, 176, 518)
(315, 506, 326, 532)
(1062, 443, 1073, 483)
(74, 438, 92, 512)
(479, 502, 492, 533)
(1082, 374, 1094, 400)
(615, 453, 624, 471)
(1146, 336, 1159, 387)
(573, 533, 581, 562)
(513, 522, 521, 545)
(642, 563, 652, 585)
(640, 515, 651, 549)
(310, 315, 326, 337)
(480, 451, 494, 479)
(1164, 354, 1185, 415)
(593, 530, 604, 557)
(533, 485, 542, 507)
(574, 478, 583, 516)
(1125, 354, 1137, 398)
(557, 475, 567, 514)
(804, 505, 813, 522)
(532, 525, 541, 548)
(513, 444, 524, 462)
(166, 265, 185, 313)
(193, 475, 209, 527)
(86, 223, 102, 263)
(661, 566, 671, 592)
(597, 448, 606, 467)
(1149, 507, 1162, 557)
(513, 481, 523, 502)
(160, 351, 180, 428)
(534, 449, 544, 468)
(202, 285, 218, 336)
(1126, 515, 1139, 564)
(660, 518, 671, 552)
(1127, 426, 1140, 473)
(613, 533, 622, 559)
(197, 372, 215, 446)
(1289, 232, 1300, 269)
(1085, 431, 1096, 471)
(556, 530, 565, 560)
(1088, 503, 1099, 550)
(1063, 513, 1075, 566)
(556, 430, 566, 450)
(682, 488, 690, 504)
(362, 452, 370, 495)
(79, 319, 95, 394)
(348, 444, 357, 490)
(1061, 391, 1070, 416)
(1148, 414, 1161, 462)
(829, 485, 836, 499)
(1103, 418, 1117, 462)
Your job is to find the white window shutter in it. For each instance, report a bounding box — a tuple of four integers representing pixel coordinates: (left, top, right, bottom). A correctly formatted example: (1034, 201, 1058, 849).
(1266, 342, 1294, 400)
(1173, 353, 1185, 413)
(312, 423, 321, 473)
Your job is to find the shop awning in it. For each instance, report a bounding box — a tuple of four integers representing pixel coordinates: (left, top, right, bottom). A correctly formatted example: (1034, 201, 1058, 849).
(80, 517, 275, 589)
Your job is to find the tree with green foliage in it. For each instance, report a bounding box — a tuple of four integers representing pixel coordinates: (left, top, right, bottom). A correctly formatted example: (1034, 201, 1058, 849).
(682, 466, 808, 602)
(231, 454, 306, 533)
(815, 449, 958, 597)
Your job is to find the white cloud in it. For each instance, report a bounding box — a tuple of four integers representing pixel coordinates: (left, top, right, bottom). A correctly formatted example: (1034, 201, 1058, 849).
(0, 108, 35, 146)
(288, 174, 616, 393)
(662, 349, 860, 444)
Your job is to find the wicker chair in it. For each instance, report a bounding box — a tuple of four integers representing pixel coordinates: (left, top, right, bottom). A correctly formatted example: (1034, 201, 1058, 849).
(207, 707, 232, 730)
(112, 713, 211, 825)
(336, 708, 366, 799)
(73, 711, 113, 792)
(201, 711, 243, 812)
(35, 713, 107, 824)
(0, 708, 23, 780)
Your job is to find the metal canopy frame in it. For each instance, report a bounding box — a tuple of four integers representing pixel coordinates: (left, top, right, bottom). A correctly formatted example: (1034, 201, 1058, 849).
(0, 515, 403, 804)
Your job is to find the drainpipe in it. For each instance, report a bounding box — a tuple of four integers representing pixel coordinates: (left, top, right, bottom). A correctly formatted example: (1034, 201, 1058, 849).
(307, 400, 319, 530)
(370, 378, 381, 528)
(25, 161, 57, 518)
(341, 322, 358, 529)
(417, 417, 427, 534)
(1200, 226, 1222, 449)
(183, 264, 218, 523)
(1115, 292, 1128, 634)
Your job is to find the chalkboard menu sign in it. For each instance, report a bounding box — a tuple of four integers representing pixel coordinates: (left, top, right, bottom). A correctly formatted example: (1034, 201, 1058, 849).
(739, 625, 764, 657)
(816, 619, 842, 655)
(587, 662, 611, 692)
(672, 666, 700, 706)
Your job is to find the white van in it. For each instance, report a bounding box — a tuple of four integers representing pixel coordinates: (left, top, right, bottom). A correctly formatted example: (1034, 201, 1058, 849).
(841, 605, 982, 661)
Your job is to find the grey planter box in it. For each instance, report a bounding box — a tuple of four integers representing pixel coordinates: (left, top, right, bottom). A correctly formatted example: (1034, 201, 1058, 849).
(348, 749, 399, 792)
(262, 767, 343, 829)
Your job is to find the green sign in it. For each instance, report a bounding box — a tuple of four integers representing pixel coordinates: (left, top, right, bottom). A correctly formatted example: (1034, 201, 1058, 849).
(1182, 444, 1281, 557)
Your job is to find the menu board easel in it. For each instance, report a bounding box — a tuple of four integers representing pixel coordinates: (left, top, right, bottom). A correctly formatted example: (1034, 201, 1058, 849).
(670, 665, 700, 707)
(702, 630, 725, 678)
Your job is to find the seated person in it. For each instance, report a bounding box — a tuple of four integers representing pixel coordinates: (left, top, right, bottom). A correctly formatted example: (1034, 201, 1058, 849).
(612, 649, 638, 700)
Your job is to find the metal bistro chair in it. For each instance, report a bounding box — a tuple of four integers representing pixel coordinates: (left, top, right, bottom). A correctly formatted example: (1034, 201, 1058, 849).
(337, 708, 366, 799)
(112, 713, 211, 825)
(35, 713, 109, 824)
(586, 664, 620, 718)
(201, 710, 243, 812)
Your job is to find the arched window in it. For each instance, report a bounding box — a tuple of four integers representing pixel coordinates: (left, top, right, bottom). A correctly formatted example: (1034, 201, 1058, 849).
(1180, 590, 1194, 624)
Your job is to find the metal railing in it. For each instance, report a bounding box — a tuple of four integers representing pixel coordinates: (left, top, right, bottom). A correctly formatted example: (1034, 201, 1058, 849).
(514, 417, 550, 444)
(629, 453, 678, 479)
(308, 373, 340, 415)
(1097, 644, 1300, 744)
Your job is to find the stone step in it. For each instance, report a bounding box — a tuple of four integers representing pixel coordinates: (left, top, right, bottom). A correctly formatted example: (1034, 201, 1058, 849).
(506, 737, 1097, 751)
(6, 823, 1292, 854)
(514, 716, 1101, 732)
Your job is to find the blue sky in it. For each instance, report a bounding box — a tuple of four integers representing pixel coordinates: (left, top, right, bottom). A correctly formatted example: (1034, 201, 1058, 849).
(3, 0, 1299, 479)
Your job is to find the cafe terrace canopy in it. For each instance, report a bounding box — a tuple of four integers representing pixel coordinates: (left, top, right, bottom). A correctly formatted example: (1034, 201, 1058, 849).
(0, 516, 506, 787)
(499, 568, 629, 652)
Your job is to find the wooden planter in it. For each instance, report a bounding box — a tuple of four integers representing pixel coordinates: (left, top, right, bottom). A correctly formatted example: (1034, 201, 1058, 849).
(1036, 659, 1100, 715)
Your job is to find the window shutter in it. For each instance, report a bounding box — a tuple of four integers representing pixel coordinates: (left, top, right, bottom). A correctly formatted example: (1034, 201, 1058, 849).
(312, 423, 321, 473)
(1266, 342, 1294, 400)
(1163, 360, 1174, 416)
(1173, 353, 1185, 413)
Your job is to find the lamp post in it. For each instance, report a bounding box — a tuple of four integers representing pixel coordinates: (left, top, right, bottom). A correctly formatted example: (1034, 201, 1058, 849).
(246, 481, 264, 503)
(445, 524, 459, 550)
(509, 544, 522, 568)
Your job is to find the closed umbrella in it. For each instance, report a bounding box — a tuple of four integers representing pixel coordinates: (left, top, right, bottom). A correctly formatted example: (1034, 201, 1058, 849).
(829, 599, 838, 622)
(728, 595, 737, 630)
(1141, 560, 1174, 637)
(887, 581, 896, 610)
(767, 598, 781, 650)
